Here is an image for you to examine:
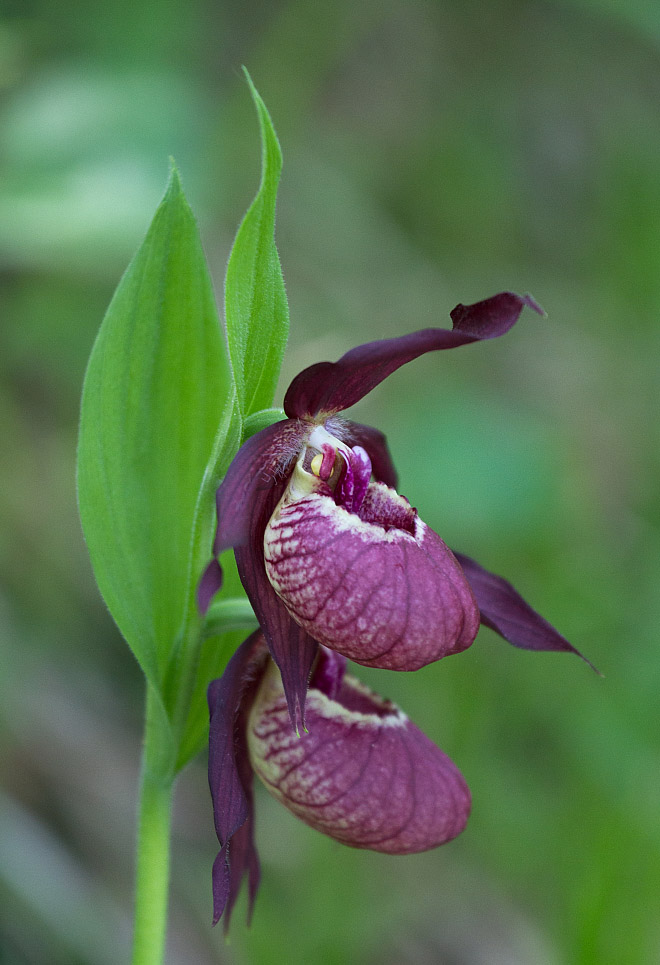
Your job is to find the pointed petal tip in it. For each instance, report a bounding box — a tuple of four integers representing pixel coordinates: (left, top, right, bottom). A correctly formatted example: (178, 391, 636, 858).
(521, 292, 546, 317)
(450, 290, 543, 338)
(537, 635, 600, 675)
(285, 691, 306, 738)
(454, 550, 597, 672)
(576, 650, 602, 676)
(211, 850, 229, 928)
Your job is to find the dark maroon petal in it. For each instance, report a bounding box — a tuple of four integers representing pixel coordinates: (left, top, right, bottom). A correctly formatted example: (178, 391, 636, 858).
(223, 816, 260, 931)
(449, 292, 544, 335)
(197, 558, 224, 613)
(453, 551, 598, 671)
(208, 632, 268, 927)
(211, 850, 230, 927)
(197, 416, 319, 730)
(264, 482, 480, 670)
(248, 660, 471, 852)
(213, 419, 304, 555)
(344, 421, 399, 489)
(200, 415, 319, 727)
(234, 463, 320, 734)
(283, 292, 543, 418)
(198, 419, 306, 614)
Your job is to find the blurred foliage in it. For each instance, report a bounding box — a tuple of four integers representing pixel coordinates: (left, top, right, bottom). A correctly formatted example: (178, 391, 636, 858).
(1, 0, 659, 963)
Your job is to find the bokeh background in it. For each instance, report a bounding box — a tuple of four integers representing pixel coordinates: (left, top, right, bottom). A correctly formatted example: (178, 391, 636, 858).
(1, 0, 659, 962)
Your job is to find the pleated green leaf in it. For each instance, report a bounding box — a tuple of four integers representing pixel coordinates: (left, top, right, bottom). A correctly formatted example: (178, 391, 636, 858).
(77, 166, 235, 692)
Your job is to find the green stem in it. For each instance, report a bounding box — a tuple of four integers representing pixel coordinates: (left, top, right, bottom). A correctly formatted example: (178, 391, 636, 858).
(131, 685, 176, 965)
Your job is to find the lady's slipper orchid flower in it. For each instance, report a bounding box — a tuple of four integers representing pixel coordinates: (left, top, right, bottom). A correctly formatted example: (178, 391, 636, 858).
(199, 291, 591, 732)
(208, 631, 471, 928)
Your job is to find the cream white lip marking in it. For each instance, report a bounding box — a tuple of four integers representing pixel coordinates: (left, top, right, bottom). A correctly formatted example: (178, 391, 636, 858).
(307, 424, 352, 462)
(283, 425, 353, 503)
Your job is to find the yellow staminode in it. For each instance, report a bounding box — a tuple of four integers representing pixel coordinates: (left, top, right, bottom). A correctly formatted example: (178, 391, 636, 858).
(310, 453, 323, 476)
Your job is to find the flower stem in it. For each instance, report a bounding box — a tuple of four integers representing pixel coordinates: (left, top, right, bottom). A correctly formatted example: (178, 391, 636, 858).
(131, 685, 176, 965)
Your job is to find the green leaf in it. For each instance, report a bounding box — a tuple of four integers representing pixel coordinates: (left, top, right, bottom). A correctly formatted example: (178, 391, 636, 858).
(243, 406, 286, 439)
(202, 597, 259, 637)
(77, 165, 235, 692)
(224, 69, 289, 418)
(160, 395, 242, 724)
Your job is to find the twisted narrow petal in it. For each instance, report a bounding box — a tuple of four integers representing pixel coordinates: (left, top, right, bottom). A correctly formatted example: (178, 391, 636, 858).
(264, 482, 480, 670)
(198, 417, 318, 728)
(211, 419, 305, 561)
(197, 420, 305, 613)
(248, 650, 471, 852)
(453, 551, 598, 671)
(283, 292, 543, 418)
(236, 537, 319, 732)
(207, 632, 267, 928)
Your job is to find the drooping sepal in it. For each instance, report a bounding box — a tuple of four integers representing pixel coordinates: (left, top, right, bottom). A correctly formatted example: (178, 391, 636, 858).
(222, 423, 320, 730)
(283, 292, 543, 418)
(453, 551, 598, 671)
(207, 632, 268, 928)
(248, 650, 471, 852)
(235, 542, 319, 733)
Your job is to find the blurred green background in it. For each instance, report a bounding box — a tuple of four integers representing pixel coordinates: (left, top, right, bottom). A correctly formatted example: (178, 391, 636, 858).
(1, 0, 659, 962)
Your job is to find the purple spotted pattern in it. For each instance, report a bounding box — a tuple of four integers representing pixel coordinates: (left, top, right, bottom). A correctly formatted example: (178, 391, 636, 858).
(208, 636, 470, 926)
(247, 649, 471, 852)
(264, 480, 479, 670)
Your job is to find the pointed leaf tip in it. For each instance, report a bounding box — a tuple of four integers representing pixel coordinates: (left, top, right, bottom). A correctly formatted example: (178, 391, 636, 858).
(243, 67, 282, 177)
(224, 73, 288, 416)
(164, 159, 184, 200)
(241, 65, 256, 94)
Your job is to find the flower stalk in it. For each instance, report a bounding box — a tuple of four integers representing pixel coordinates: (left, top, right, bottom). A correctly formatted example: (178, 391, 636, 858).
(131, 686, 176, 965)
